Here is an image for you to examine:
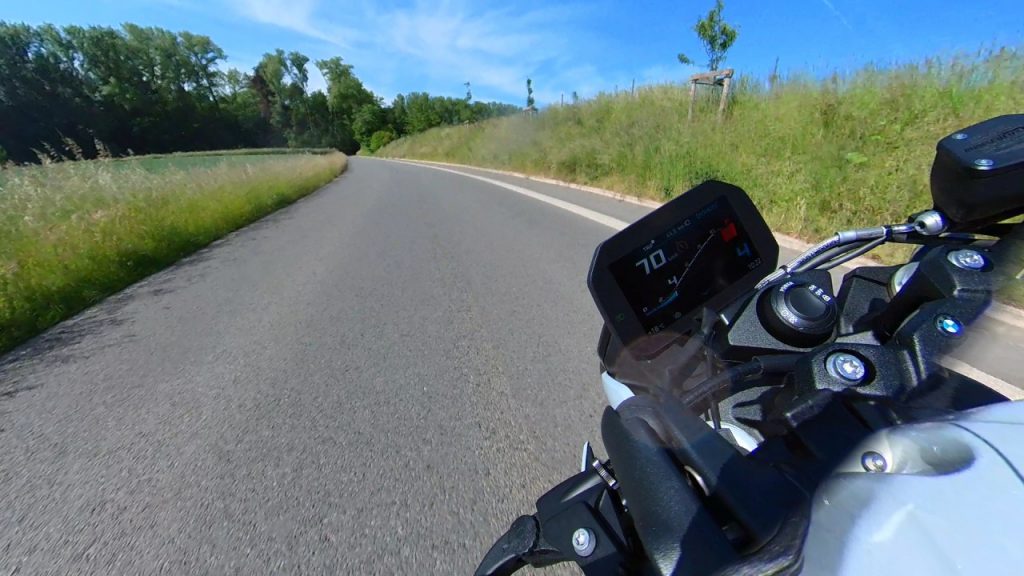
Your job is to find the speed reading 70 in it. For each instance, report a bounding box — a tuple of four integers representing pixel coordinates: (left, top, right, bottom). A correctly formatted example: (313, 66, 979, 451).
(635, 249, 667, 275)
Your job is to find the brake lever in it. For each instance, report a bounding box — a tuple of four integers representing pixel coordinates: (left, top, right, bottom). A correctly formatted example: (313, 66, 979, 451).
(474, 515, 565, 576)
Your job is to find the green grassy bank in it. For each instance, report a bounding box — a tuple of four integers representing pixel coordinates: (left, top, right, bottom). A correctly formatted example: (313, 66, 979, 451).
(0, 151, 348, 353)
(380, 49, 1023, 261)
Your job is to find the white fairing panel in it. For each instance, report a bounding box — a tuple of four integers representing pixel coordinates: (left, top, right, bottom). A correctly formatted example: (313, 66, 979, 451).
(602, 372, 635, 409)
(802, 401, 1024, 576)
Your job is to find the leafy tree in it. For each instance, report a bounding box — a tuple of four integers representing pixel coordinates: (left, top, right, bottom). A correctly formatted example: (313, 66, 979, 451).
(526, 78, 535, 109)
(223, 69, 249, 95)
(404, 92, 442, 134)
(677, 0, 738, 71)
(304, 91, 333, 145)
(316, 56, 376, 153)
(0, 22, 521, 160)
(352, 103, 388, 149)
(388, 94, 408, 137)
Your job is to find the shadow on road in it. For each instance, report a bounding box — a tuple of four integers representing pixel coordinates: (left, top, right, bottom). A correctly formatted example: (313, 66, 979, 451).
(0, 242, 228, 402)
(0, 178, 341, 403)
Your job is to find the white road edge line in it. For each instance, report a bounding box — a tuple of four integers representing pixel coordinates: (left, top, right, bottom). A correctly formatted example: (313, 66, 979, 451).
(387, 158, 1022, 398)
(939, 357, 1024, 400)
(387, 156, 1024, 330)
(393, 160, 629, 231)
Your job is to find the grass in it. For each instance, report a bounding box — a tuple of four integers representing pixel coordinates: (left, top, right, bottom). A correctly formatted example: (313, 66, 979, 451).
(380, 48, 1024, 269)
(0, 151, 348, 353)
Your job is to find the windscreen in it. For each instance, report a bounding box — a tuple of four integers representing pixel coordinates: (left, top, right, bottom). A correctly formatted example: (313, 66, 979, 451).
(609, 196, 763, 334)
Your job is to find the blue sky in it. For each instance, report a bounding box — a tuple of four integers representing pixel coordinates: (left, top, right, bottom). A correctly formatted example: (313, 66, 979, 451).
(6, 0, 1023, 106)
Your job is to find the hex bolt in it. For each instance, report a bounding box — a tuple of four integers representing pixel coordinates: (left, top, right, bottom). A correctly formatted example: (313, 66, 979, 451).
(862, 451, 888, 473)
(951, 133, 968, 140)
(572, 528, 596, 557)
(935, 314, 964, 337)
(826, 353, 867, 383)
(974, 158, 995, 167)
(947, 249, 986, 270)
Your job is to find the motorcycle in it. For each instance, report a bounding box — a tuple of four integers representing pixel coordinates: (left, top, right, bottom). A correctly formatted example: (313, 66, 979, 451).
(475, 114, 1024, 576)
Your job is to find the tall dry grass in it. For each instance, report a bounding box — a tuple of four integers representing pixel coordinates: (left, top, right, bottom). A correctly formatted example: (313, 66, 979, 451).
(0, 152, 347, 353)
(380, 49, 1024, 252)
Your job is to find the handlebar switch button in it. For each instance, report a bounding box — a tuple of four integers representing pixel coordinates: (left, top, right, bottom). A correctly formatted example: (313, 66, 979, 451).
(759, 281, 838, 347)
(786, 285, 829, 319)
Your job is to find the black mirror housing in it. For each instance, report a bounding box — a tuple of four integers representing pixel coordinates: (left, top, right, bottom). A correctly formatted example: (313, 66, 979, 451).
(930, 114, 1024, 230)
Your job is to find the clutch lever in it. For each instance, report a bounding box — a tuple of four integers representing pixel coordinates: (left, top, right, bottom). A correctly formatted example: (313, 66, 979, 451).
(474, 515, 564, 576)
(474, 465, 634, 576)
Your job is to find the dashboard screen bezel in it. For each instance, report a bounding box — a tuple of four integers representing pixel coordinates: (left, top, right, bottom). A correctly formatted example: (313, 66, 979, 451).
(587, 180, 778, 359)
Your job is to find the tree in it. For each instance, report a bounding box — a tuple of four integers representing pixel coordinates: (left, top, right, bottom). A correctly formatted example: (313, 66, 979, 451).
(388, 94, 408, 136)
(352, 103, 388, 149)
(526, 78, 535, 109)
(677, 0, 738, 71)
(316, 56, 377, 153)
(404, 92, 442, 134)
(0, 22, 520, 160)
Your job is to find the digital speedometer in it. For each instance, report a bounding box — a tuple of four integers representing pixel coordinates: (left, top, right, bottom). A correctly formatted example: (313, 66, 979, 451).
(588, 180, 778, 358)
(610, 196, 763, 334)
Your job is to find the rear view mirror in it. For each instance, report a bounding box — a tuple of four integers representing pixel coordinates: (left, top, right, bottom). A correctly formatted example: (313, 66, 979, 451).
(930, 114, 1024, 230)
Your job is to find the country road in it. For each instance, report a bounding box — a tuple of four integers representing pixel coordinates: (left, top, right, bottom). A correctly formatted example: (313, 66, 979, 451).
(1, 157, 1021, 574)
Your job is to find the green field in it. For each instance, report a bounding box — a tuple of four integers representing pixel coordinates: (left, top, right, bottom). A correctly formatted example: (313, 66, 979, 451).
(380, 49, 1024, 268)
(0, 151, 347, 353)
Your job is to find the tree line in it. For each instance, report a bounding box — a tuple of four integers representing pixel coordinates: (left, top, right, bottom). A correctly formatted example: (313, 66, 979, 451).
(0, 22, 521, 163)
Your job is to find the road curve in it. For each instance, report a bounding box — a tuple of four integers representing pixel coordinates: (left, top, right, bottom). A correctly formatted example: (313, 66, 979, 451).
(0, 158, 618, 574)
(0, 157, 1019, 574)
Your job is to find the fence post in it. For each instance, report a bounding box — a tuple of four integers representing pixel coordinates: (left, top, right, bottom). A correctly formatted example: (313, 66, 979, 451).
(717, 76, 732, 121)
(687, 80, 697, 122)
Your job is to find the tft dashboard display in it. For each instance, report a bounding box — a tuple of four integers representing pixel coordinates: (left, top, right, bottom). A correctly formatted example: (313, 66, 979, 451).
(609, 196, 762, 335)
(588, 180, 778, 358)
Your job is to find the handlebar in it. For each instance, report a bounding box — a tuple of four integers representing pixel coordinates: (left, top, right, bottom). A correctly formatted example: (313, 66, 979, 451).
(478, 190, 1024, 575)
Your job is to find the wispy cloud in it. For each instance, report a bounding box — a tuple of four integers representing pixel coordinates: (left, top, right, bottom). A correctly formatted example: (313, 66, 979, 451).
(818, 0, 855, 33)
(227, 0, 359, 49)
(224, 0, 607, 104)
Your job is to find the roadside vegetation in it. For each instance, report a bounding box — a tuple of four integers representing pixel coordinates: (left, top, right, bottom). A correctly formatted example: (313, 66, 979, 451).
(0, 151, 347, 353)
(0, 22, 519, 163)
(379, 49, 1024, 263)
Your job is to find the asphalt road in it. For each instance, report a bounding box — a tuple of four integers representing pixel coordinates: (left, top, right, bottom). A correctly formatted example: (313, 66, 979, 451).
(1, 157, 1020, 574)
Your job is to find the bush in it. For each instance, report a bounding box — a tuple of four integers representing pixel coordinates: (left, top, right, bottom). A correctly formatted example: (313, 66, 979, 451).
(369, 130, 396, 153)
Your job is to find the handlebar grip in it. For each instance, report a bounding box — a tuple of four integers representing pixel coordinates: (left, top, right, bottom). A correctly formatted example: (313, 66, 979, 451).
(602, 403, 737, 576)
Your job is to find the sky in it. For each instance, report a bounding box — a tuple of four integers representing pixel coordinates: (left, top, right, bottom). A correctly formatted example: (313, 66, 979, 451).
(5, 0, 1023, 106)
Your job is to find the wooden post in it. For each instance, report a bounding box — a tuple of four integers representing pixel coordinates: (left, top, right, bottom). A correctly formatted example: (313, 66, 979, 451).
(687, 80, 697, 122)
(631, 78, 635, 97)
(687, 68, 734, 122)
(717, 76, 732, 121)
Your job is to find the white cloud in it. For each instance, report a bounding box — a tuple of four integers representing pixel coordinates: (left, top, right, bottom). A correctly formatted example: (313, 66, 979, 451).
(222, 0, 612, 103)
(227, 0, 359, 49)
